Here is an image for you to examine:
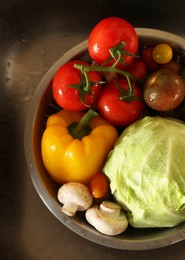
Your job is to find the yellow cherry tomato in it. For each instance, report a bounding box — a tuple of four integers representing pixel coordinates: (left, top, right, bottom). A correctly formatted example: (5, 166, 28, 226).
(152, 43, 173, 64)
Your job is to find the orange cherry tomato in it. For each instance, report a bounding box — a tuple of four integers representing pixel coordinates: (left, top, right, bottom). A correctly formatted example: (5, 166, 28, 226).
(89, 172, 109, 199)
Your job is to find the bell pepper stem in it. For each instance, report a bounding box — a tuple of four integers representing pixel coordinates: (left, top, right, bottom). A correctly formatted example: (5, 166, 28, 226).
(68, 109, 98, 139)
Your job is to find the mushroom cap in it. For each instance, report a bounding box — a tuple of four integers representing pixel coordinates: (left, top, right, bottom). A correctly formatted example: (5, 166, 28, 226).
(57, 182, 93, 216)
(85, 201, 128, 236)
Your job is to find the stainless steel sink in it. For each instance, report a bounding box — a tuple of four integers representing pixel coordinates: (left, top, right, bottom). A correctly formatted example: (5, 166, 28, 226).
(1, 0, 185, 259)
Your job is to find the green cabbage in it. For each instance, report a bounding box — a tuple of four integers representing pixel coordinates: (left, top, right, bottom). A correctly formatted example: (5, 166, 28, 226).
(103, 116, 185, 228)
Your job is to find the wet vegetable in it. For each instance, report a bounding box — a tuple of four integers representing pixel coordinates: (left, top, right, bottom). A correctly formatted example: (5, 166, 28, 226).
(88, 16, 138, 68)
(89, 172, 109, 199)
(144, 68, 185, 111)
(152, 43, 173, 64)
(97, 78, 144, 126)
(103, 116, 185, 228)
(52, 60, 103, 111)
(41, 109, 118, 184)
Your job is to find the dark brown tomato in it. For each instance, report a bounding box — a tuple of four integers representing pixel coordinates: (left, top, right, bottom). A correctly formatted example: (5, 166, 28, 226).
(144, 68, 185, 111)
(160, 60, 181, 73)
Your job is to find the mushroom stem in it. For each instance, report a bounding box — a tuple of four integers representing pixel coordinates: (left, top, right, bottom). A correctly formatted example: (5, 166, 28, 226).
(61, 202, 79, 217)
(100, 201, 121, 219)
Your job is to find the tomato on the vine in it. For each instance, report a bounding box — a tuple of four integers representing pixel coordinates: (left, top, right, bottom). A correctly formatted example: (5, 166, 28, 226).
(97, 78, 144, 126)
(88, 17, 138, 69)
(52, 60, 103, 111)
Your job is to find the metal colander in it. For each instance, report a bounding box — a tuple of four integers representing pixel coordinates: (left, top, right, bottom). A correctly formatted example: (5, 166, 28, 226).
(24, 28, 185, 250)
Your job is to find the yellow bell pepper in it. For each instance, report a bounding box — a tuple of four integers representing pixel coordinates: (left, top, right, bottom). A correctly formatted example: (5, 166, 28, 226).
(41, 109, 118, 185)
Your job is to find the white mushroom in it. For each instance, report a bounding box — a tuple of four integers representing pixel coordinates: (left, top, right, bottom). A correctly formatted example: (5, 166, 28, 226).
(57, 182, 93, 217)
(85, 201, 128, 236)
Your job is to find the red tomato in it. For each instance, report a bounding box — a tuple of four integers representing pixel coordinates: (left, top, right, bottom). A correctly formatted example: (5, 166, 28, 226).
(88, 17, 138, 69)
(127, 59, 147, 81)
(141, 47, 159, 72)
(97, 78, 144, 126)
(52, 60, 102, 111)
(89, 172, 109, 199)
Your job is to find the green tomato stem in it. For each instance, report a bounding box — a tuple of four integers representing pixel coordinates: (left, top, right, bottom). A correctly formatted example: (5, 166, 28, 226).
(74, 63, 135, 99)
(73, 42, 138, 101)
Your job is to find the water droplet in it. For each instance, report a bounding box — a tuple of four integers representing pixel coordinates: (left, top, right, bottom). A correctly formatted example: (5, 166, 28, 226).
(79, 231, 85, 238)
(40, 48, 47, 56)
(21, 38, 27, 43)
(6, 61, 12, 68)
(5, 78, 11, 83)
(19, 76, 35, 101)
